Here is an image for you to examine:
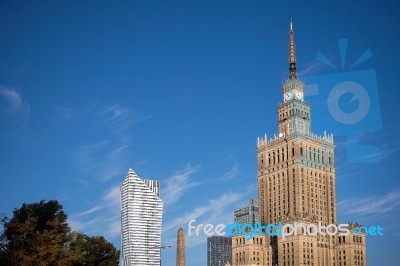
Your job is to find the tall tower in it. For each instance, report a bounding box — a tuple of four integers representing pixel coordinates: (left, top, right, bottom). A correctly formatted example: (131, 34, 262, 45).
(176, 228, 186, 266)
(257, 20, 336, 229)
(120, 169, 163, 266)
(232, 21, 366, 266)
(256, 20, 337, 266)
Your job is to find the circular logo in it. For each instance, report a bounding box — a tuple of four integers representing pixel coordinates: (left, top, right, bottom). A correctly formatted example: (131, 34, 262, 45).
(327, 81, 370, 125)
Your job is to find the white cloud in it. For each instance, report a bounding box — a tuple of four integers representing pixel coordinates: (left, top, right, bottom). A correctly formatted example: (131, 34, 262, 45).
(94, 103, 150, 133)
(338, 191, 400, 219)
(162, 186, 255, 247)
(0, 85, 30, 124)
(298, 60, 327, 77)
(69, 103, 150, 241)
(220, 162, 239, 181)
(0, 86, 31, 144)
(69, 184, 121, 239)
(103, 184, 121, 206)
(0, 86, 28, 114)
(75, 179, 90, 191)
(55, 106, 74, 119)
(162, 164, 200, 207)
(73, 103, 149, 181)
(72, 205, 104, 217)
(334, 131, 400, 163)
(73, 140, 129, 180)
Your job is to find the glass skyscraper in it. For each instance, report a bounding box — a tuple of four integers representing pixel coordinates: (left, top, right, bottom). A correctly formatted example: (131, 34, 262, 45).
(233, 198, 258, 226)
(120, 168, 163, 266)
(207, 236, 232, 266)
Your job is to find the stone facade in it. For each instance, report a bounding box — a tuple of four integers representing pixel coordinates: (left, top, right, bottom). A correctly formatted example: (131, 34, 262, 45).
(231, 22, 367, 266)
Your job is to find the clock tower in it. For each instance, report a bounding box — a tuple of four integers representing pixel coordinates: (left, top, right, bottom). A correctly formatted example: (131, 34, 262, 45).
(278, 21, 310, 137)
(232, 21, 367, 266)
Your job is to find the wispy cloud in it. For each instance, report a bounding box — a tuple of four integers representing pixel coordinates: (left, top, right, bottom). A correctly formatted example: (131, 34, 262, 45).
(75, 179, 90, 191)
(162, 175, 255, 247)
(72, 205, 104, 217)
(220, 162, 239, 181)
(160, 161, 256, 248)
(298, 60, 327, 77)
(0, 86, 30, 116)
(380, 140, 400, 160)
(334, 127, 400, 163)
(338, 191, 400, 220)
(69, 184, 121, 238)
(92, 103, 150, 133)
(299, 51, 342, 79)
(69, 103, 150, 243)
(336, 170, 362, 180)
(0, 85, 30, 126)
(0, 86, 31, 144)
(74, 140, 129, 180)
(103, 184, 121, 206)
(162, 164, 200, 207)
(55, 106, 74, 120)
(73, 103, 149, 181)
(162, 184, 255, 247)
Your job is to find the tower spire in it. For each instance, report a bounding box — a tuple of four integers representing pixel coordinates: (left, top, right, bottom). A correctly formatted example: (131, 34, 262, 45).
(288, 19, 297, 79)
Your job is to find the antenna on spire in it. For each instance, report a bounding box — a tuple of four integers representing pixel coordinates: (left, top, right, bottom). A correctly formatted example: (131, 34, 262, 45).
(288, 19, 297, 79)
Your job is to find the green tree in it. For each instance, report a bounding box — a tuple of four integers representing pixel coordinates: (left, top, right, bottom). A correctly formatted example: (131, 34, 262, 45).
(64, 231, 86, 265)
(83, 234, 120, 266)
(1, 200, 69, 265)
(64, 232, 120, 266)
(1, 200, 120, 266)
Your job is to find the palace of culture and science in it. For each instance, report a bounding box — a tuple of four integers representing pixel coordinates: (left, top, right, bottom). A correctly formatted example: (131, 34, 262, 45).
(231, 22, 367, 266)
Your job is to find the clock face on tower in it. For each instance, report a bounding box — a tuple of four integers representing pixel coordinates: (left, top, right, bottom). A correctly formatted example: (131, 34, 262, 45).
(285, 91, 293, 101)
(295, 90, 303, 100)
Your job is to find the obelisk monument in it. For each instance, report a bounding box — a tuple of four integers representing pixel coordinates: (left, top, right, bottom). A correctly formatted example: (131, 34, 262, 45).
(176, 228, 186, 266)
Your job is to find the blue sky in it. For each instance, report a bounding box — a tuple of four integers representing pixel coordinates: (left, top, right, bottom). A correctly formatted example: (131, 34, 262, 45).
(0, 1, 399, 265)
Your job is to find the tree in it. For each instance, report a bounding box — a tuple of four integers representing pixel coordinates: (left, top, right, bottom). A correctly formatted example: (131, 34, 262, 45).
(64, 231, 86, 265)
(82, 234, 119, 266)
(65, 232, 120, 266)
(1, 200, 120, 266)
(1, 200, 69, 265)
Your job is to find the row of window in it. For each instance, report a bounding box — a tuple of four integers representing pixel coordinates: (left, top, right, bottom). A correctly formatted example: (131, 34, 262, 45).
(278, 106, 310, 121)
(259, 144, 333, 168)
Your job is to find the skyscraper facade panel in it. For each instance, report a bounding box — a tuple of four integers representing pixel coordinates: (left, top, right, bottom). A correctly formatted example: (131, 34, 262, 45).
(208, 236, 232, 266)
(120, 169, 163, 266)
(234, 198, 258, 226)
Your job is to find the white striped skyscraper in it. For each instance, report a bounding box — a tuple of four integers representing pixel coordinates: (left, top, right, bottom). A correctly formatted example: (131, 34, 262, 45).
(120, 168, 163, 266)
